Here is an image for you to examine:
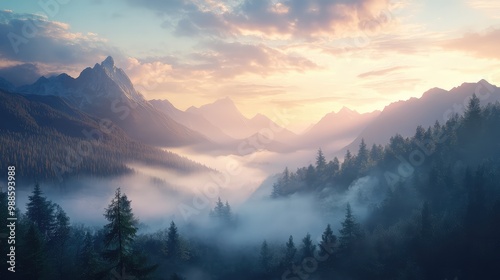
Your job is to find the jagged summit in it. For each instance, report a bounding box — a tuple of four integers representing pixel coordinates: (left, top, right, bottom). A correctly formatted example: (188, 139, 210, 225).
(17, 57, 207, 147)
(102, 56, 115, 68)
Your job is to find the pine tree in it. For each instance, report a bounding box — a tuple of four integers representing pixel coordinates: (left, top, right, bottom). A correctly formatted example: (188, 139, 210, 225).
(50, 205, 71, 280)
(211, 197, 225, 219)
(166, 221, 180, 260)
(464, 94, 482, 126)
(339, 203, 362, 254)
(26, 183, 54, 238)
(301, 233, 316, 259)
(282, 167, 290, 185)
(356, 139, 369, 170)
(283, 235, 297, 266)
(461, 94, 483, 145)
(22, 224, 45, 280)
(103, 188, 138, 278)
(306, 164, 316, 188)
(328, 157, 340, 177)
(224, 201, 232, 220)
(369, 144, 383, 163)
(271, 183, 282, 198)
(260, 240, 272, 273)
(210, 198, 232, 224)
(320, 224, 336, 256)
(77, 232, 101, 280)
(316, 148, 327, 171)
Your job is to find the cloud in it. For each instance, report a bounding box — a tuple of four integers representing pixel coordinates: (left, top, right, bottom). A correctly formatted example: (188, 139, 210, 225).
(190, 41, 319, 78)
(124, 40, 318, 96)
(215, 83, 289, 99)
(127, 0, 393, 40)
(443, 27, 500, 59)
(361, 78, 421, 94)
(358, 66, 409, 78)
(0, 10, 119, 67)
(0, 63, 42, 86)
(467, 0, 500, 18)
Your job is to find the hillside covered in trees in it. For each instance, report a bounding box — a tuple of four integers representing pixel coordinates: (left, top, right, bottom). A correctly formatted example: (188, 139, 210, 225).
(1, 95, 500, 280)
(0, 90, 210, 182)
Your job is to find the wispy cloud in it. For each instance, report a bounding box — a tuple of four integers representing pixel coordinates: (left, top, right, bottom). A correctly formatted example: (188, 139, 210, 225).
(467, 0, 500, 18)
(358, 66, 410, 78)
(443, 27, 500, 59)
(0, 10, 117, 66)
(127, 0, 393, 40)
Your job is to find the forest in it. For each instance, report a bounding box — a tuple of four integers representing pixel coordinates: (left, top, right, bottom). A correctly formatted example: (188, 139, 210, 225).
(1, 94, 500, 280)
(0, 90, 210, 182)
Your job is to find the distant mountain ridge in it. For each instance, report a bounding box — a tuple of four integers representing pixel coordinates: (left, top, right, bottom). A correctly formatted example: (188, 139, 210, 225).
(186, 97, 297, 143)
(150, 99, 234, 143)
(294, 106, 380, 152)
(0, 89, 211, 181)
(19, 56, 207, 147)
(341, 79, 500, 155)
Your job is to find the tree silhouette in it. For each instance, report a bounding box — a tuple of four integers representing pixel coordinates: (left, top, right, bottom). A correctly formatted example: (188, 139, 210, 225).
(103, 188, 138, 278)
(339, 203, 362, 254)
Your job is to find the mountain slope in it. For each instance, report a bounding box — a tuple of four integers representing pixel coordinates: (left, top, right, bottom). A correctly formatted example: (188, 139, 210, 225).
(342, 80, 500, 154)
(19, 56, 207, 147)
(0, 89, 210, 182)
(295, 107, 380, 151)
(150, 99, 234, 143)
(187, 97, 297, 143)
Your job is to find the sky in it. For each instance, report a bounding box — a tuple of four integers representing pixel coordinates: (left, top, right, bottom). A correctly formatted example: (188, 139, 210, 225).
(1, 0, 500, 130)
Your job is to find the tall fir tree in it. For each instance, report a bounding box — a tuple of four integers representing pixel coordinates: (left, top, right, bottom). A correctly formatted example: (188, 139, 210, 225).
(26, 183, 54, 238)
(301, 233, 316, 259)
(339, 203, 362, 254)
(22, 224, 45, 280)
(356, 139, 369, 171)
(166, 221, 181, 260)
(316, 148, 327, 171)
(320, 224, 336, 256)
(50, 205, 71, 280)
(103, 188, 138, 278)
(260, 240, 272, 273)
(77, 232, 102, 280)
(283, 235, 297, 266)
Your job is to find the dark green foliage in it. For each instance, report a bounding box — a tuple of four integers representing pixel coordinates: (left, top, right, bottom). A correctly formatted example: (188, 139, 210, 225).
(165, 221, 181, 260)
(49, 205, 71, 280)
(300, 233, 316, 259)
(259, 240, 272, 273)
(103, 188, 138, 276)
(22, 224, 46, 280)
(5, 94, 500, 280)
(316, 148, 327, 171)
(210, 197, 233, 224)
(77, 232, 103, 280)
(0, 90, 211, 182)
(338, 203, 362, 254)
(26, 183, 55, 238)
(282, 235, 297, 267)
(356, 139, 369, 172)
(320, 224, 336, 256)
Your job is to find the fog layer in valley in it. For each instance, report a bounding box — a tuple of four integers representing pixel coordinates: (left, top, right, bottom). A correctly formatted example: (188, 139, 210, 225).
(16, 146, 375, 246)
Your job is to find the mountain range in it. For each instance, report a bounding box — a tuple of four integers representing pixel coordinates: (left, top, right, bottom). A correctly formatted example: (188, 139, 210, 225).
(2, 56, 499, 168)
(342, 80, 500, 155)
(0, 88, 211, 182)
(18, 56, 206, 147)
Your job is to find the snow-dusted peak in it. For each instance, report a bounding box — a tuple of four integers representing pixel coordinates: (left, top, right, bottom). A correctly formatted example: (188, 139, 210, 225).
(102, 56, 115, 69)
(89, 56, 145, 103)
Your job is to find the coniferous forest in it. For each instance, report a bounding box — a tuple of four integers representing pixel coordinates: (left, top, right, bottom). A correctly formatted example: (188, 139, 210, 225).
(2, 95, 500, 279)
